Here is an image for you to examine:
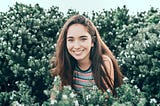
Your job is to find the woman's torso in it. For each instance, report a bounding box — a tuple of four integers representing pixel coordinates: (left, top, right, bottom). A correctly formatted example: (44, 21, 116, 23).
(72, 65, 96, 92)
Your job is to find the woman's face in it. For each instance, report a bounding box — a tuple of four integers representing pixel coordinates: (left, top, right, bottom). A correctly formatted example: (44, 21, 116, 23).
(66, 24, 94, 63)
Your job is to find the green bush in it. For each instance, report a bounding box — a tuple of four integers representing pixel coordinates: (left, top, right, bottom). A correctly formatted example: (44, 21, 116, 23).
(91, 6, 130, 55)
(0, 2, 64, 104)
(46, 76, 146, 106)
(118, 22, 160, 104)
(0, 2, 159, 105)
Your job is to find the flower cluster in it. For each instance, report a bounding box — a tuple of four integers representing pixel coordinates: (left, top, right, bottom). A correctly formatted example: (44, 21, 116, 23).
(49, 76, 147, 106)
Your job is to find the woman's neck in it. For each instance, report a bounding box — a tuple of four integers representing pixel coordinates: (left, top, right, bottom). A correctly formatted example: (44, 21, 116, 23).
(77, 59, 91, 71)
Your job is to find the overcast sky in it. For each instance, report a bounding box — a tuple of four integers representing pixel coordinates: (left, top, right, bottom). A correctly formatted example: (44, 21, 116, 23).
(1, 0, 160, 15)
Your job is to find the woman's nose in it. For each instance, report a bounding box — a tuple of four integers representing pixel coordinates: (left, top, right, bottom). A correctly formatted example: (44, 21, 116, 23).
(73, 41, 80, 48)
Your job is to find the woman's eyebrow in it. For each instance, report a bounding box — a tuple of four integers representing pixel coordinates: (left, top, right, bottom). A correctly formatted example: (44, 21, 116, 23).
(67, 35, 74, 39)
(67, 35, 88, 38)
(80, 35, 88, 38)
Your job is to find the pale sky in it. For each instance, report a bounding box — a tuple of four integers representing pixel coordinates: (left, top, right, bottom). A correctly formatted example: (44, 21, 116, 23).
(0, 0, 160, 15)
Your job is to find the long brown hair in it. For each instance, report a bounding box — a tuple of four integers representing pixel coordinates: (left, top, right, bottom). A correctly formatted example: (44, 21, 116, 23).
(50, 15, 123, 94)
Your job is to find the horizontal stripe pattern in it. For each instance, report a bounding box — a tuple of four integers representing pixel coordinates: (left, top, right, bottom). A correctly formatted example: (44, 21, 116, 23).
(73, 70, 93, 79)
(73, 66, 95, 92)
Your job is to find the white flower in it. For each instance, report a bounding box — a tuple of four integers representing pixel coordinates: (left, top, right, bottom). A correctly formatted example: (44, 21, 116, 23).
(70, 92, 76, 98)
(8, 47, 11, 50)
(131, 55, 135, 59)
(150, 98, 157, 104)
(29, 56, 33, 59)
(11, 50, 15, 53)
(134, 85, 138, 89)
(130, 79, 134, 83)
(17, 45, 21, 48)
(43, 90, 49, 96)
(142, 74, 145, 77)
(64, 85, 72, 90)
(107, 89, 111, 93)
(123, 77, 128, 82)
(13, 34, 18, 37)
(137, 88, 140, 93)
(86, 94, 91, 100)
(51, 99, 57, 105)
(12, 101, 19, 106)
(54, 76, 60, 82)
(92, 85, 98, 90)
(129, 44, 133, 48)
(0, 37, 4, 41)
(74, 100, 79, 106)
(62, 94, 68, 100)
(11, 101, 24, 106)
(28, 68, 32, 71)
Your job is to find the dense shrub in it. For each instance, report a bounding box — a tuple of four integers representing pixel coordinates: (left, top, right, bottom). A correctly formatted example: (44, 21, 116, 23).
(91, 6, 130, 55)
(0, 2, 64, 104)
(118, 22, 160, 105)
(47, 76, 146, 106)
(0, 2, 159, 105)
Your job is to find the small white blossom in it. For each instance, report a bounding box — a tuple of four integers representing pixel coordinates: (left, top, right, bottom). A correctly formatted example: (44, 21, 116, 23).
(142, 74, 145, 77)
(64, 85, 72, 90)
(134, 85, 138, 89)
(43, 90, 49, 96)
(131, 55, 135, 59)
(129, 44, 133, 48)
(13, 34, 18, 37)
(107, 89, 111, 93)
(8, 47, 11, 50)
(54, 76, 60, 82)
(0, 37, 4, 41)
(18, 29, 22, 34)
(70, 92, 76, 98)
(137, 88, 140, 93)
(130, 79, 134, 83)
(28, 68, 32, 71)
(62, 94, 68, 100)
(92, 85, 98, 90)
(150, 98, 157, 104)
(123, 77, 129, 82)
(74, 100, 79, 106)
(17, 45, 21, 48)
(26, 15, 30, 18)
(28, 56, 33, 59)
(12, 101, 20, 106)
(54, 43, 57, 48)
(11, 50, 15, 53)
(8, 28, 12, 32)
(86, 94, 91, 100)
(12, 101, 25, 106)
(51, 99, 57, 105)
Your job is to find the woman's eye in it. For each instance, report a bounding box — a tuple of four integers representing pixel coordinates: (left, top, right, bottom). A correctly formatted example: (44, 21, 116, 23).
(81, 38, 87, 41)
(67, 39, 73, 42)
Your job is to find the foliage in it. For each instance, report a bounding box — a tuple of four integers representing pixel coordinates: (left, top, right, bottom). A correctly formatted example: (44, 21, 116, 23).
(118, 22, 160, 104)
(47, 76, 146, 106)
(0, 2, 160, 105)
(0, 2, 64, 104)
(91, 5, 130, 55)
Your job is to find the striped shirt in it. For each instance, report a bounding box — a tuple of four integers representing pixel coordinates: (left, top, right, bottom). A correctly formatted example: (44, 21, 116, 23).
(73, 66, 95, 92)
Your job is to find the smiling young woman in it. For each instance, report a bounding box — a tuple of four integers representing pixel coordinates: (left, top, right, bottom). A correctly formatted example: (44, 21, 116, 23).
(50, 15, 123, 98)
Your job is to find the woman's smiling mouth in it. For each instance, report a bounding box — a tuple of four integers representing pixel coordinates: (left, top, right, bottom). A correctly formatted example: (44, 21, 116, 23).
(73, 50, 84, 55)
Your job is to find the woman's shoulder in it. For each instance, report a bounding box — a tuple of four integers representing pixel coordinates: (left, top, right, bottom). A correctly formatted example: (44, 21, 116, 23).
(101, 54, 114, 74)
(102, 54, 112, 62)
